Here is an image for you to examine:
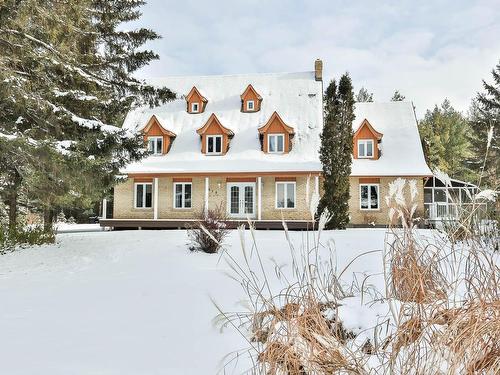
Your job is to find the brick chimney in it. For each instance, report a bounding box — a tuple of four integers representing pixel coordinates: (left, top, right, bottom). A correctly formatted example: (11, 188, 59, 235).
(314, 59, 323, 81)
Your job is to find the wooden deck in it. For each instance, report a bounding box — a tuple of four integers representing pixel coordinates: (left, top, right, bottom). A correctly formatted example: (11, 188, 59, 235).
(99, 219, 316, 230)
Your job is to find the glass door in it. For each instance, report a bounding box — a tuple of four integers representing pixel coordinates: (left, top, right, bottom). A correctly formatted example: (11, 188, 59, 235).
(227, 183, 256, 218)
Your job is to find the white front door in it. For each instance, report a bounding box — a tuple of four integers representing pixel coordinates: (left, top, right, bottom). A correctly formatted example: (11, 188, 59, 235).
(227, 183, 256, 219)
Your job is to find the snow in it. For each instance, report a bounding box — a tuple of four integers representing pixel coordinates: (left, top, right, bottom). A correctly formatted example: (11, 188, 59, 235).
(0, 228, 403, 374)
(55, 223, 103, 233)
(121, 71, 430, 176)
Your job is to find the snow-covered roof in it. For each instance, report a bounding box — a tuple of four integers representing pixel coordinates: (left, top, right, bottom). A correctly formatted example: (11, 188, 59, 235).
(352, 102, 432, 176)
(121, 72, 431, 177)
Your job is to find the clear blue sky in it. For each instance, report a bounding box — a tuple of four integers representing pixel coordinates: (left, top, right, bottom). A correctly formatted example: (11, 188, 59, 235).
(131, 0, 500, 117)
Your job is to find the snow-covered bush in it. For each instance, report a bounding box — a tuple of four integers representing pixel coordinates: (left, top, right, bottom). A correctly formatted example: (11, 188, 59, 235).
(187, 206, 229, 254)
(0, 224, 55, 254)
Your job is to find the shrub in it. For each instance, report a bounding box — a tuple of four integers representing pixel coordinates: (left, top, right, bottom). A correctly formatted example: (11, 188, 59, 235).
(187, 205, 229, 254)
(0, 224, 55, 254)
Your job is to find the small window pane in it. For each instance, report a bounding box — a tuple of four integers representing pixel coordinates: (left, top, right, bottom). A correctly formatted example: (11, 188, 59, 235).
(215, 136, 222, 153)
(184, 184, 192, 208)
(367, 141, 373, 156)
(370, 185, 378, 209)
(156, 138, 163, 154)
(424, 189, 432, 203)
(269, 136, 276, 152)
(207, 137, 214, 153)
(286, 183, 295, 208)
(148, 139, 155, 153)
(434, 189, 446, 203)
(145, 184, 152, 208)
(360, 185, 369, 209)
(136, 184, 144, 207)
(359, 142, 365, 157)
(276, 184, 285, 208)
(244, 186, 253, 214)
(175, 184, 183, 208)
(230, 186, 239, 214)
(277, 135, 284, 152)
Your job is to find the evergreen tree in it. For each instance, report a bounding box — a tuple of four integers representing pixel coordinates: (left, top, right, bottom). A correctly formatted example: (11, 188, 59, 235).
(468, 61, 499, 188)
(318, 74, 355, 229)
(356, 87, 373, 102)
(419, 99, 472, 180)
(0, 0, 175, 229)
(391, 90, 405, 101)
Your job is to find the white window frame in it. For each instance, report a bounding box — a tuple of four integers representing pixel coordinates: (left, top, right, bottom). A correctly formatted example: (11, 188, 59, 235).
(357, 139, 374, 158)
(206, 135, 223, 155)
(147, 136, 163, 155)
(191, 102, 199, 113)
(173, 182, 192, 209)
(359, 184, 379, 210)
(268, 133, 285, 154)
(134, 182, 153, 209)
(246, 100, 255, 111)
(275, 182, 296, 209)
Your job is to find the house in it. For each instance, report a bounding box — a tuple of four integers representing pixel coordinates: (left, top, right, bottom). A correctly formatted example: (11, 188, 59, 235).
(100, 60, 432, 229)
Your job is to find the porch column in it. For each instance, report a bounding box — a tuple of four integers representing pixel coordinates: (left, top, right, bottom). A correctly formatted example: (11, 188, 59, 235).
(257, 176, 262, 221)
(101, 198, 107, 219)
(153, 177, 159, 220)
(204, 177, 209, 213)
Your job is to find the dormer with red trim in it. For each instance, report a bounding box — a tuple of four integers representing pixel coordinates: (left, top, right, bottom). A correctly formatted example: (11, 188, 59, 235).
(142, 115, 177, 155)
(240, 84, 262, 112)
(353, 119, 383, 160)
(186, 86, 208, 114)
(258, 111, 295, 154)
(196, 113, 234, 155)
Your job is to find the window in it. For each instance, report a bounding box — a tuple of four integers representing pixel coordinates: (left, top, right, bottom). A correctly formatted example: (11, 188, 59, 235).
(147, 136, 163, 155)
(268, 134, 285, 153)
(174, 183, 192, 209)
(206, 135, 223, 155)
(135, 183, 153, 209)
(358, 139, 374, 158)
(360, 184, 379, 210)
(276, 182, 296, 209)
(191, 102, 199, 113)
(247, 100, 255, 111)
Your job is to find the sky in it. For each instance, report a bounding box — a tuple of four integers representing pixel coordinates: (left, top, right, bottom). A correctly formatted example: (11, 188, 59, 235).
(131, 0, 500, 117)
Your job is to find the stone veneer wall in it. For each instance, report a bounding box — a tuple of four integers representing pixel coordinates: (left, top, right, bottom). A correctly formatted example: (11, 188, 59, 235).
(113, 175, 425, 225)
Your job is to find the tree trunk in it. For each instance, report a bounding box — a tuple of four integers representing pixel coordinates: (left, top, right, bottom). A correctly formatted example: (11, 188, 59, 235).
(43, 208, 54, 232)
(7, 168, 22, 232)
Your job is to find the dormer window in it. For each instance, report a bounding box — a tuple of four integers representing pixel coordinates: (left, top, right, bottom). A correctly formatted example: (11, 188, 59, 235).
(206, 135, 223, 155)
(148, 136, 163, 155)
(141, 115, 176, 155)
(241, 84, 262, 113)
(353, 119, 383, 160)
(258, 112, 295, 154)
(186, 86, 207, 114)
(268, 134, 285, 153)
(196, 113, 234, 155)
(357, 139, 374, 158)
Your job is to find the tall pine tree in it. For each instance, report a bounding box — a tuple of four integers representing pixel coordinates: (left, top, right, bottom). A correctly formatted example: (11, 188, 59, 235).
(318, 74, 355, 229)
(419, 99, 472, 181)
(0, 0, 175, 229)
(468, 61, 499, 188)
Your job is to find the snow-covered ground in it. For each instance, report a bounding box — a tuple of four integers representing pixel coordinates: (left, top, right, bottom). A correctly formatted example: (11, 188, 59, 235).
(0, 228, 427, 374)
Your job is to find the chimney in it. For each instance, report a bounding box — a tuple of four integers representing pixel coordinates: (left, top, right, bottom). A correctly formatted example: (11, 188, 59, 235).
(314, 59, 323, 81)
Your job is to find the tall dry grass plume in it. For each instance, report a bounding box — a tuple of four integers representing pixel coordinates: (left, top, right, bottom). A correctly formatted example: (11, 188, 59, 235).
(215, 175, 499, 374)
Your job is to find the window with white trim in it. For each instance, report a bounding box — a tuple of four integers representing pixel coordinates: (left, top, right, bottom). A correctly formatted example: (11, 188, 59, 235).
(206, 135, 223, 155)
(246, 100, 255, 111)
(358, 139, 374, 158)
(191, 102, 199, 113)
(147, 136, 163, 155)
(276, 182, 296, 209)
(360, 184, 379, 210)
(135, 183, 153, 208)
(268, 134, 285, 153)
(174, 182, 192, 209)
